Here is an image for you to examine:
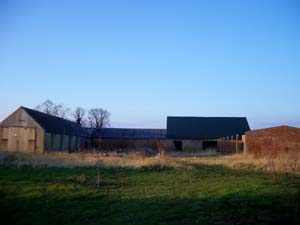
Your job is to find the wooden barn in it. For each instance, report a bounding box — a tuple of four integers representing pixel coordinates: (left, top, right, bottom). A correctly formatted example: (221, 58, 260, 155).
(0, 107, 91, 153)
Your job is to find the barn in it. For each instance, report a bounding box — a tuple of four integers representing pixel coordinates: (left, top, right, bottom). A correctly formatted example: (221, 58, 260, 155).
(0, 107, 90, 153)
(0, 106, 251, 154)
(167, 116, 251, 152)
(244, 126, 300, 155)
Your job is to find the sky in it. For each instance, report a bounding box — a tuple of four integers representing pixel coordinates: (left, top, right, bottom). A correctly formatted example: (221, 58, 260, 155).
(0, 0, 299, 129)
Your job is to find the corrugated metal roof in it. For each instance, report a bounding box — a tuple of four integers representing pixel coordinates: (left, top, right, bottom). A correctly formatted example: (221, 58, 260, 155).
(92, 128, 167, 139)
(22, 107, 90, 137)
(167, 116, 250, 139)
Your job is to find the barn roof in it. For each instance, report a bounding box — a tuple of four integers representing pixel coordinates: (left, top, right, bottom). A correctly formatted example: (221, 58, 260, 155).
(18, 107, 250, 140)
(167, 116, 250, 139)
(92, 128, 167, 139)
(22, 107, 90, 137)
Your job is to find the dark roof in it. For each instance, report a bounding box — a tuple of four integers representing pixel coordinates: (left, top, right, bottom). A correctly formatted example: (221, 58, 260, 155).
(83, 128, 96, 136)
(92, 128, 166, 139)
(167, 116, 250, 139)
(22, 107, 90, 137)
(21, 107, 250, 140)
(21, 107, 166, 139)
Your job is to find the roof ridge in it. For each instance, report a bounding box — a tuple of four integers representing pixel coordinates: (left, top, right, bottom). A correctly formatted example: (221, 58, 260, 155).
(95, 127, 166, 130)
(167, 116, 247, 119)
(250, 125, 300, 132)
(21, 106, 78, 125)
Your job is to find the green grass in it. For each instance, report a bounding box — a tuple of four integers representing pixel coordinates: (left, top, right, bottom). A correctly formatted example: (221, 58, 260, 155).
(0, 164, 299, 225)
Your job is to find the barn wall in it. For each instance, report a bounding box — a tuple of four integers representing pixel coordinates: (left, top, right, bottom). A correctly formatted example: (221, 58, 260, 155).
(245, 126, 300, 155)
(0, 129, 3, 150)
(0, 108, 44, 153)
(1, 108, 41, 128)
(0, 127, 44, 153)
(182, 140, 203, 152)
(80, 137, 92, 151)
(62, 135, 69, 152)
(44, 132, 85, 153)
(92, 138, 233, 153)
(171, 139, 237, 155)
(93, 138, 218, 153)
(53, 134, 61, 150)
(69, 136, 79, 153)
(216, 140, 243, 154)
(36, 129, 44, 153)
(92, 138, 174, 151)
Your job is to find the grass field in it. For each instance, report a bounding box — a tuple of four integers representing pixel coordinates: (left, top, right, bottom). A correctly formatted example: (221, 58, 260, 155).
(0, 154, 299, 225)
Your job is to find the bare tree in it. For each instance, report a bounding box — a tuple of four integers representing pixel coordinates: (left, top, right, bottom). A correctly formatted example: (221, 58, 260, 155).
(72, 107, 86, 126)
(58, 106, 70, 119)
(36, 100, 54, 115)
(88, 108, 111, 128)
(80, 118, 89, 128)
(36, 100, 70, 119)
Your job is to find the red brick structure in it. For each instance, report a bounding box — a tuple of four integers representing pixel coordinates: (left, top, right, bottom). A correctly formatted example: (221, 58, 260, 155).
(245, 126, 300, 155)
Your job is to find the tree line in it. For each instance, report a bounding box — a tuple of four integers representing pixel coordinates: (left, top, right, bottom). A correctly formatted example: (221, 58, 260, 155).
(35, 100, 110, 128)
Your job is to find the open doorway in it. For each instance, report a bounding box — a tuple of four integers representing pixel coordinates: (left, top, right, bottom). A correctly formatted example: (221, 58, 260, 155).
(202, 141, 217, 151)
(174, 141, 182, 151)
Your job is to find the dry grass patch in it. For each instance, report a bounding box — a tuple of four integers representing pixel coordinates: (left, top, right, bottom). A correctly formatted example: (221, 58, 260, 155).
(0, 151, 299, 175)
(0, 152, 193, 170)
(176, 153, 300, 175)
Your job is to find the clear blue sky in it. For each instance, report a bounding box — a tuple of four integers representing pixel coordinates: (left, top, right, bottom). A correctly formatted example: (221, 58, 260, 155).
(1, 0, 299, 129)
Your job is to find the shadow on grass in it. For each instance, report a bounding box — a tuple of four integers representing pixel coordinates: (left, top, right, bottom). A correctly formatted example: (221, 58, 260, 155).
(0, 190, 299, 225)
(1, 164, 300, 225)
(1, 163, 300, 190)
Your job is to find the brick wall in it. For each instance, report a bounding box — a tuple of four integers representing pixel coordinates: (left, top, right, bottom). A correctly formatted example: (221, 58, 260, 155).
(245, 126, 300, 155)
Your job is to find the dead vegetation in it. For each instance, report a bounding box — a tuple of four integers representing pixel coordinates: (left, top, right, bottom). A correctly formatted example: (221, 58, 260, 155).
(0, 151, 299, 176)
(0, 151, 192, 170)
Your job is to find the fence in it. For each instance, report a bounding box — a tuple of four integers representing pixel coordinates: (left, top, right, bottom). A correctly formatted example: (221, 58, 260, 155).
(217, 139, 244, 154)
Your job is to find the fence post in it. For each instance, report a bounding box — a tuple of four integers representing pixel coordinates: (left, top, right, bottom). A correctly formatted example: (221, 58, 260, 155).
(231, 136, 234, 153)
(243, 135, 247, 159)
(236, 134, 239, 154)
